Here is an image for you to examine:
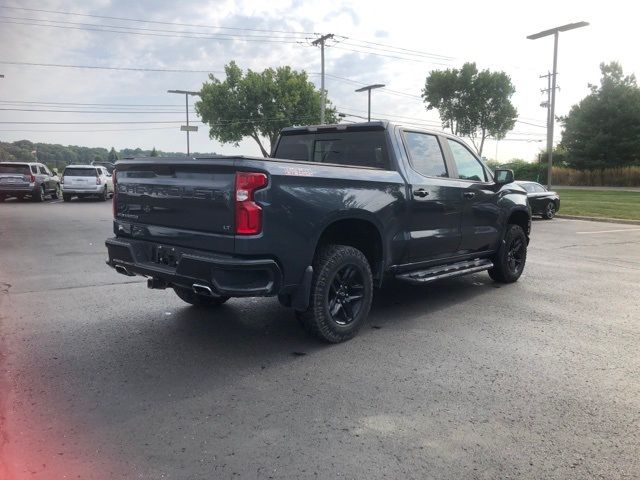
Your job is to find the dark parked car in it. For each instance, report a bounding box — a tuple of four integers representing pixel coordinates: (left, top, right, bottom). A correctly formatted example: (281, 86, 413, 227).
(516, 181, 560, 219)
(0, 162, 61, 202)
(106, 121, 531, 343)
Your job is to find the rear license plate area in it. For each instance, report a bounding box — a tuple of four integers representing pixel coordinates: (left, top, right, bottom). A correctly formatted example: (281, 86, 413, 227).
(153, 245, 178, 268)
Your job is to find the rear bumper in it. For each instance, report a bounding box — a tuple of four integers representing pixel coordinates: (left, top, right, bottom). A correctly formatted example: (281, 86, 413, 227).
(0, 184, 36, 195)
(105, 237, 282, 297)
(62, 186, 103, 194)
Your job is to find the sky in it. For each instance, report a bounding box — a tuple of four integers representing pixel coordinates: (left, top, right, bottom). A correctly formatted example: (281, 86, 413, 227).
(0, 0, 637, 162)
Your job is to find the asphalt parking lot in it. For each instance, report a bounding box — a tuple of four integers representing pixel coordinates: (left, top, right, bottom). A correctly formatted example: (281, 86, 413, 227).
(1, 198, 639, 480)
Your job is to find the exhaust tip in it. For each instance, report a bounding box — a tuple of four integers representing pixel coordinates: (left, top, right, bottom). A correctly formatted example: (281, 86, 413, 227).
(192, 283, 213, 296)
(114, 264, 135, 276)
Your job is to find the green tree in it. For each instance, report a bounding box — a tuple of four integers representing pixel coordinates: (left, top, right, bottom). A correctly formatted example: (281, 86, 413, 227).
(107, 147, 118, 162)
(150, 147, 159, 157)
(422, 62, 517, 156)
(196, 61, 337, 157)
(560, 62, 640, 169)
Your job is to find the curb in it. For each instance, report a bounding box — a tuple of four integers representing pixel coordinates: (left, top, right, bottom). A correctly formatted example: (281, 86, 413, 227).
(556, 214, 640, 226)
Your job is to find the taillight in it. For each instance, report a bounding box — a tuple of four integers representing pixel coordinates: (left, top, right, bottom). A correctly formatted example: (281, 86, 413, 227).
(29, 174, 35, 183)
(112, 170, 117, 218)
(60, 176, 64, 184)
(235, 172, 268, 235)
(96, 177, 102, 185)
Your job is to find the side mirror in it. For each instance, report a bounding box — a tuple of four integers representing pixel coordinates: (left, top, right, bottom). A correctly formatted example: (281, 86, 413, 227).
(494, 169, 514, 185)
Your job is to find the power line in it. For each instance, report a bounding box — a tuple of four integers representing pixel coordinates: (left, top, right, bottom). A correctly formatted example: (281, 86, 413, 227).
(0, 4, 316, 35)
(0, 19, 309, 44)
(339, 40, 454, 62)
(0, 15, 311, 41)
(0, 60, 221, 74)
(0, 126, 178, 132)
(329, 44, 452, 66)
(338, 36, 454, 61)
(0, 100, 185, 107)
(0, 107, 198, 114)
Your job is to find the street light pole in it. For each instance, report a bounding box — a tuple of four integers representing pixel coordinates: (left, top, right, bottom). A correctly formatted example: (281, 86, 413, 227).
(354, 84, 385, 121)
(527, 21, 588, 188)
(167, 89, 201, 156)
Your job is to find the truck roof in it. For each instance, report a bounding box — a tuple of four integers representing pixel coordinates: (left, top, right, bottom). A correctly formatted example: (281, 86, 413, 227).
(280, 120, 389, 134)
(280, 120, 447, 139)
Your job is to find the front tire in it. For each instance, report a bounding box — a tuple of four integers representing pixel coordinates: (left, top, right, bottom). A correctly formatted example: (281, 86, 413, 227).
(173, 286, 229, 307)
(296, 245, 373, 343)
(488, 224, 527, 283)
(543, 201, 556, 219)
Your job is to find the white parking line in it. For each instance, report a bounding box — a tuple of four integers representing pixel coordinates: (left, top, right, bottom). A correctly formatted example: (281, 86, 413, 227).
(576, 228, 640, 234)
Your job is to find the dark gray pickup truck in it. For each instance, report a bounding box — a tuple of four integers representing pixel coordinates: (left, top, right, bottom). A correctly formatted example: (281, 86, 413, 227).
(106, 121, 530, 342)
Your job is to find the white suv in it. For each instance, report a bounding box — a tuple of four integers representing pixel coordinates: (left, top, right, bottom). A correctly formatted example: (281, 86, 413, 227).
(61, 165, 114, 202)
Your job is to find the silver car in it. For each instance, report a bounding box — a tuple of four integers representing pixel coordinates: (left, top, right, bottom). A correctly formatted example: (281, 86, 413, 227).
(0, 162, 61, 202)
(61, 165, 114, 202)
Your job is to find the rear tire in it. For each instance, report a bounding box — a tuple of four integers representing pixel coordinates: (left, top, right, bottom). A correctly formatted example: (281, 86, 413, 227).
(296, 245, 373, 343)
(100, 187, 108, 202)
(51, 184, 61, 199)
(488, 224, 527, 283)
(173, 286, 229, 307)
(63, 193, 71, 202)
(0, 194, 5, 202)
(32, 185, 45, 202)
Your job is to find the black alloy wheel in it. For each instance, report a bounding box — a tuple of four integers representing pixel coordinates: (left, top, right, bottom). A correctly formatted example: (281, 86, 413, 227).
(327, 264, 366, 326)
(543, 201, 556, 219)
(506, 235, 526, 276)
(488, 224, 527, 283)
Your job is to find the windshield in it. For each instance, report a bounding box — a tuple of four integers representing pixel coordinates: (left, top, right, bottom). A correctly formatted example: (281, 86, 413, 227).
(0, 164, 31, 175)
(64, 167, 98, 177)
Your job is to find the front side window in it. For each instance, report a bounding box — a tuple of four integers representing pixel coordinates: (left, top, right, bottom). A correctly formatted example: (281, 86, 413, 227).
(447, 139, 486, 182)
(404, 132, 448, 178)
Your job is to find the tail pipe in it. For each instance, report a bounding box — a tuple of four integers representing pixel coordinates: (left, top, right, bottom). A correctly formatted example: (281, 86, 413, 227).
(192, 283, 214, 296)
(114, 264, 135, 276)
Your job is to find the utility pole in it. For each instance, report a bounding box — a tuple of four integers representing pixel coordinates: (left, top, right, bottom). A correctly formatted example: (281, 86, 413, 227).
(355, 84, 385, 121)
(527, 21, 589, 188)
(167, 89, 200, 156)
(312, 34, 334, 124)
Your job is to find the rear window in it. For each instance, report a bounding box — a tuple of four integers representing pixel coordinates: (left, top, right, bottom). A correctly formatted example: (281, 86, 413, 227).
(64, 167, 98, 177)
(0, 164, 31, 175)
(275, 130, 390, 169)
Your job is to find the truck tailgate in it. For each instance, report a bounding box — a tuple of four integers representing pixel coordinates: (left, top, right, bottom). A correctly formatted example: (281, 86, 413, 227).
(114, 158, 238, 251)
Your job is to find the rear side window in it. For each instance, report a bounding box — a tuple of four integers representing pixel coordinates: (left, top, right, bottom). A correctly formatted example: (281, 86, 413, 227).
(447, 139, 487, 182)
(64, 168, 98, 177)
(275, 130, 390, 169)
(0, 164, 31, 175)
(404, 132, 448, 178)
(38, 165, 48, 175)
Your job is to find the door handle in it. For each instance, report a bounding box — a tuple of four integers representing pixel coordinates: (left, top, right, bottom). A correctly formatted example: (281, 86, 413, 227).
(463, 192, 476, 199)
(413, 189, 429, 198)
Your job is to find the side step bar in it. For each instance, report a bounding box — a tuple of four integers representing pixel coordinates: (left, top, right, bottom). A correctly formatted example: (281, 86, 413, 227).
(396, 258, 493, 284)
